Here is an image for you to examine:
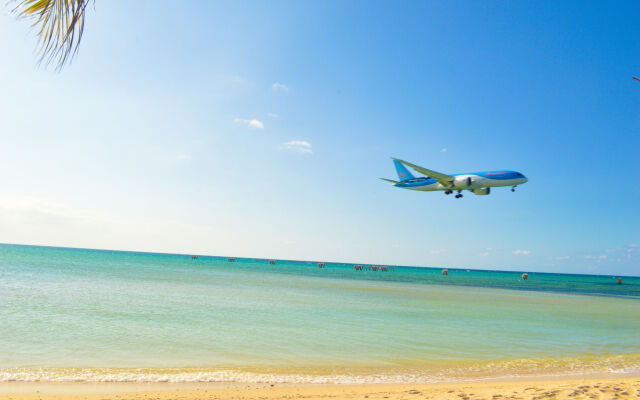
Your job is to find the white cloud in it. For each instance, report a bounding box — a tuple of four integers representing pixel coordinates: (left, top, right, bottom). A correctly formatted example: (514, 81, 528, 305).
(599, 244, 638, 260)
(172, 152, 191, 162)
(430, 248, 446, 255)
(479, 252, 490, 257)
(282, 140, 312, 154)
(234, 118, 264, 129)
(513, 249, 531, 255)
(271, 82, 289, 92)
(0, 195, 228, 254)
(441, 148, 447, 153)
(267, 113, 279, 119)
(227, 75, 246, 84)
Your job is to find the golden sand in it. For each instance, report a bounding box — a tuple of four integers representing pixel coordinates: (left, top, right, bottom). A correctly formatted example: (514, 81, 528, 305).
(2, 378, 639, 400)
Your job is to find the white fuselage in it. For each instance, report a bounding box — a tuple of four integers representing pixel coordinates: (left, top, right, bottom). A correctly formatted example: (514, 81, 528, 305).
(410, 175, 526, 191)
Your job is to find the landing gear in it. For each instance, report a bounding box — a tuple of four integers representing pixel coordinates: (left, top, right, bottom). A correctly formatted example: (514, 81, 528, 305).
(444, 190, 452, 195)
(511, 186, 516, 192)
(455, 190, 463, 199)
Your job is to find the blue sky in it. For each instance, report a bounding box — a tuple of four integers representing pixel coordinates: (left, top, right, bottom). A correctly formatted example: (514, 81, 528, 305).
(0, 1, 638, 275)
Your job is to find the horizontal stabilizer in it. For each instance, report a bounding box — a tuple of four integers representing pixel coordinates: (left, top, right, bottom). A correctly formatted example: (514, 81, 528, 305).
(380, 178, 400, 184)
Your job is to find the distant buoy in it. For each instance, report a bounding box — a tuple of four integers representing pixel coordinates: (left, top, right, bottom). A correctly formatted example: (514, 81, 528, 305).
(318, 262, 325, 268)
(442, 269, 448, 276)
(190, 255, 198, 259)
(269, 260, 276, 265)
(522, 273, 528, 280)
(617, 278, 623, 285)
(227, 258, 236, 262)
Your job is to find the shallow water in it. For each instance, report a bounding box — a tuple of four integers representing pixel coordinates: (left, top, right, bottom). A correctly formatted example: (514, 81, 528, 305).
(1, 244, 638, 383)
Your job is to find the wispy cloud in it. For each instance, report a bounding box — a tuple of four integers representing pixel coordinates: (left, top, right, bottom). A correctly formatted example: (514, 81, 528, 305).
(272, 82, 289, 92)
(430, 248, 446, 255)
(282, 140, 312, 154)
(513, 249, 531, 255)
(0, 195, 228, 253)
(267, 113, 279, 119)
(604, 244, 638, 259)
(479, 252, 490, 257)
(441, 148, 447, 153)
(227, 75, 247, 85)
(234, 118, 264, 129)
(172, 152, 191, 162)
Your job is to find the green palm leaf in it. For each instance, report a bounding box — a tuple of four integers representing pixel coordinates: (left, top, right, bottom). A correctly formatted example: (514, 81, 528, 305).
(11, 0, 91, 69)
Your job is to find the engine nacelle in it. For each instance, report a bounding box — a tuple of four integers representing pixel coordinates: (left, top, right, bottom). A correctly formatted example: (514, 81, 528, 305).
(453, 176, 474, 188)
(472, 187, 490, 195)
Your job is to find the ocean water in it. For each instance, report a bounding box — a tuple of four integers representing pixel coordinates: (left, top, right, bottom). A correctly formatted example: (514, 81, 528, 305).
(1, 243, 639, 383)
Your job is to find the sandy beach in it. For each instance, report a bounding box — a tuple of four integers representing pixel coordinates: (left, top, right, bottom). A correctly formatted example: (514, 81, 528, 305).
(2, 378, 640, 400)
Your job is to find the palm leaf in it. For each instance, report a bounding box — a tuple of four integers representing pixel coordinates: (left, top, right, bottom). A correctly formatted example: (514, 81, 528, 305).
(11, 0, 92, 69)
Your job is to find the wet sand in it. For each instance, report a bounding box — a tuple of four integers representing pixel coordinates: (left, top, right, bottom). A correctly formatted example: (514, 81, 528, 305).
(2, 378, 639, 400)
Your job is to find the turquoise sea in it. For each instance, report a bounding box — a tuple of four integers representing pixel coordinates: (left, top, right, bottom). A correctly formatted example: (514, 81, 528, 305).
(1, 243, 639, 383)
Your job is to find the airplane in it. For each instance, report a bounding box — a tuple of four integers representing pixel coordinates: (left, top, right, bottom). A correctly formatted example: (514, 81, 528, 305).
(381, 158, 528, 198)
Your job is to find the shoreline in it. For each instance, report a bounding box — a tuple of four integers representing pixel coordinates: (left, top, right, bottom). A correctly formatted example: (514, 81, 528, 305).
(2, 377, 639, 399)
(3, 357, 639, 385)
(2, 370, 640, 396)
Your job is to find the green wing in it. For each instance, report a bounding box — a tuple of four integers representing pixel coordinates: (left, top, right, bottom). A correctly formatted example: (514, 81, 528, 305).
(392, 158, 454, 187)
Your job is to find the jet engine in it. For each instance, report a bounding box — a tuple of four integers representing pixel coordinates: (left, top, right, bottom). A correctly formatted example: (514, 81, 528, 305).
(453, 176, 474, 188)
(472, 187, 490, 195)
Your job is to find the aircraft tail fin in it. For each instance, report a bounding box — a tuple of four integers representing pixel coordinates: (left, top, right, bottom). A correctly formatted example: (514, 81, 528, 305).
(393, 159, 415, 181)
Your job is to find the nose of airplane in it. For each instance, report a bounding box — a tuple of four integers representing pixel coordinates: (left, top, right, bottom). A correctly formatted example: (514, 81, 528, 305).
(521, 175, 528, 183)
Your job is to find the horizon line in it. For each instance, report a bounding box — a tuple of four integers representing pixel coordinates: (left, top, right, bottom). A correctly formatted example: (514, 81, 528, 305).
(0, 241, 636, 279)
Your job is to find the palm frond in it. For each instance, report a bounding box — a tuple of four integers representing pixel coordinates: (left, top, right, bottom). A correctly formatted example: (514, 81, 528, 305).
(11, 0, 92, 70)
